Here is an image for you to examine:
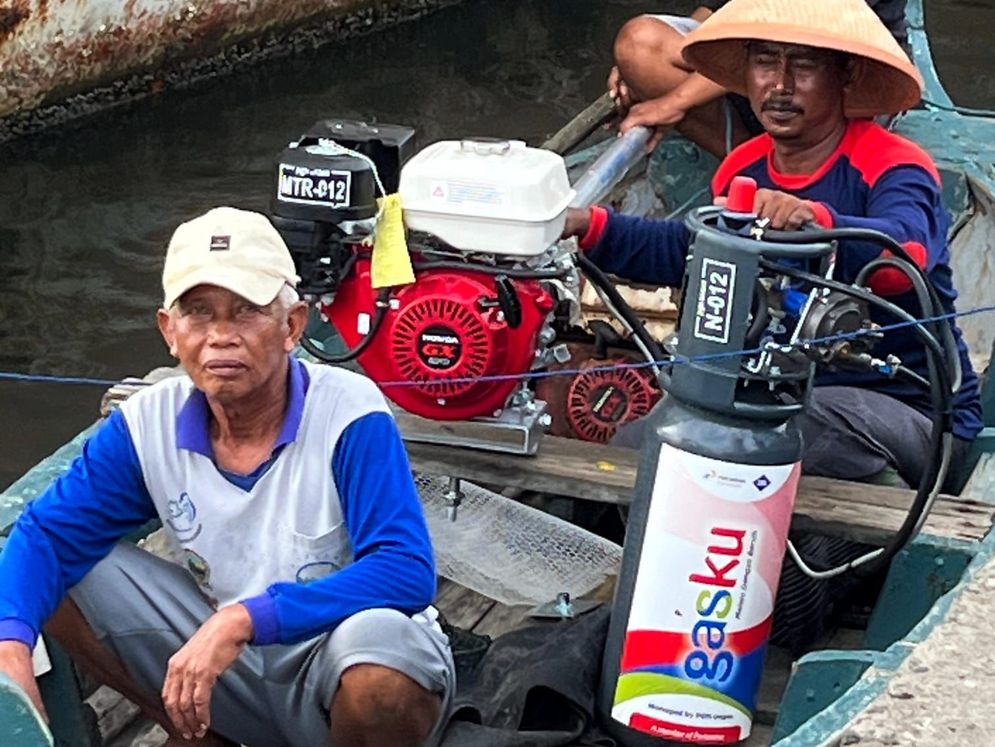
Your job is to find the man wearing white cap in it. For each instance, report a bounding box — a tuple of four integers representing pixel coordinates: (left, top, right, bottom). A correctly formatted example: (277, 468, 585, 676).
(564, 0, 982, 491)
(0, 207, 454, 746)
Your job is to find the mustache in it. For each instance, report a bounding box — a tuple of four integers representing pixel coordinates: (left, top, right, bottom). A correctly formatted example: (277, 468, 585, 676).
(762, 97, 803, 113)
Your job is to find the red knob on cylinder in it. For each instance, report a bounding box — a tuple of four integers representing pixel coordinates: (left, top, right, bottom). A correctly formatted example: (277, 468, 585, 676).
(725, 176, 757, 214)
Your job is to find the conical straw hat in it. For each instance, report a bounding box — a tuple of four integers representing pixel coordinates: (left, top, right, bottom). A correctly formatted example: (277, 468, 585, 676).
(681, 0, 923, 117)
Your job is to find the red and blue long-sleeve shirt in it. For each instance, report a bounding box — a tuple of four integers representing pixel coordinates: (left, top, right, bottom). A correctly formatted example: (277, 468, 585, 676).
(582, 120, 982, 440)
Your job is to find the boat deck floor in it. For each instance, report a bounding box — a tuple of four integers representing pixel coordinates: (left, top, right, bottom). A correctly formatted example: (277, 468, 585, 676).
(88, 374, 992, 745)
(93, 575, 869, 746)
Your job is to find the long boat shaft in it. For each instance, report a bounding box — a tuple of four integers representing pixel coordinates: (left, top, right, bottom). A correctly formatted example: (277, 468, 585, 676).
(569, 126, 652, 208)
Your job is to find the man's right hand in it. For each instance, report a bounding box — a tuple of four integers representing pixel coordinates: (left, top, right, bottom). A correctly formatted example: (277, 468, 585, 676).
(561, 208, 592, 241)
(0, 640, 48, 721)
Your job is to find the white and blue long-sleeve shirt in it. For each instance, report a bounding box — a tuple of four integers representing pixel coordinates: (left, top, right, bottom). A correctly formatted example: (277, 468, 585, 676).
(0, 358, 436, 647)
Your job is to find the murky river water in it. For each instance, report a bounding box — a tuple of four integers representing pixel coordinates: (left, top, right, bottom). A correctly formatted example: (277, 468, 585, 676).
(0, 0, 992, 490)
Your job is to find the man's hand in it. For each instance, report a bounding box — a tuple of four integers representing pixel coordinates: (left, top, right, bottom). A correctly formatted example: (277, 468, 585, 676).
(620, 95, 688, 151)
(753, 189, 818, 230)
(0, 640, 47, 721)
(714, 189, 817, 231)
(162, 604, 253, 741)
(561, 208, 592, 241)
(607, 66, 633, 113)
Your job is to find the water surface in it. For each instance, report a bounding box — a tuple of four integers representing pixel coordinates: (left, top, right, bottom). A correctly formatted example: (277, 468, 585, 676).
(0, 0, 991, 490)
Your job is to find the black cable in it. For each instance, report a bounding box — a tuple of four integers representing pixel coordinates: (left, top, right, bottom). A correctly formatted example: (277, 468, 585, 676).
(851, 257, 956, 544)
(761, 259, 952, 575)
(893, 365, 931, 389)
(762, 226, 915, 264)
(856, 256, 962, 394)
(299, 289, 392, 364)
(745, 279, 771, 348)
(576, 253, 670, 382)
(764, 225, 959, 387)
(410, 260, 568, 280)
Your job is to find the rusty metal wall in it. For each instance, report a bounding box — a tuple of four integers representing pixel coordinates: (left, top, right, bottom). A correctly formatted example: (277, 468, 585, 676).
(0, 0, 452, 122)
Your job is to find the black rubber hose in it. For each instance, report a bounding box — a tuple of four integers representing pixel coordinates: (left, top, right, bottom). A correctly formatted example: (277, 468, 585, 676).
(576, 253, 669, 371)
(299, 289, 392, 364)
(851, 257, 955, 547)
(410, 260, 568, 280)
(761, 259, 952, 574)
(856, 256, 962, 394)
(764, 225, 960, 388)
(745, 279, 771, 348)
(761, 226, 917, 266)
(762, 260, 951, 400)
(892, 365, 931, 389)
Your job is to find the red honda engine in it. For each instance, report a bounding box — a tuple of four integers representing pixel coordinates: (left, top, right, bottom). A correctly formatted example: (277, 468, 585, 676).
(324, 257, 555, 420)
(270, 122, 589, 434)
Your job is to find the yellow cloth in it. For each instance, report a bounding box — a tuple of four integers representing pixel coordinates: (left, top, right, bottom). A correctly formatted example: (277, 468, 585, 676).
(371, 194, 415, 288)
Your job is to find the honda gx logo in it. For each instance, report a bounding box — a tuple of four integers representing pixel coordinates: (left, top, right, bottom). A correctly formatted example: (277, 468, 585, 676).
(417, 325, 463, 370)
(693, 258, 736, 343)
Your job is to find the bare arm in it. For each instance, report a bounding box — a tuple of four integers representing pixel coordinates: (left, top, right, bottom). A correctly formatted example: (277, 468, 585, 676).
(0, 641, 47, 720)
(621, 72, 728, 149)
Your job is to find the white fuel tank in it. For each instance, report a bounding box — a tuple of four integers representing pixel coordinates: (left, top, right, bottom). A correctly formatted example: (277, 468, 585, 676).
(399, 139, 575, 256)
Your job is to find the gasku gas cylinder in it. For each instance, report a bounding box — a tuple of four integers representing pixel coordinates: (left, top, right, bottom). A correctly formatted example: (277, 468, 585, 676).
(596, 189, 833, 745)
(598, 399, 802, 745)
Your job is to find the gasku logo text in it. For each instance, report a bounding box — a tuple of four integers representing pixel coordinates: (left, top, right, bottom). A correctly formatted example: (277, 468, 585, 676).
(685, 527, 746, 683)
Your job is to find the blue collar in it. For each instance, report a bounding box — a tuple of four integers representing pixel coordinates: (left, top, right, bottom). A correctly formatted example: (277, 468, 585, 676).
(176, 357, 309, 460)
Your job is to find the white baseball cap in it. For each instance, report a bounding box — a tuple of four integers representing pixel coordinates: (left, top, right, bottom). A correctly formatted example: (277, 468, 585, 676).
(162, 206, 300, 308)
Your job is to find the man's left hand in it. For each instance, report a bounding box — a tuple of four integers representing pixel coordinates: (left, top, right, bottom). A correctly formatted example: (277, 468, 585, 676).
(162, 603, 254, 741)
(751, 189, 817, 230)
(620, 95, 688, 152)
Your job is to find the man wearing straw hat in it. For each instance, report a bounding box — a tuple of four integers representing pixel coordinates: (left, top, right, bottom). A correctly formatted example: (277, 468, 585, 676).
(606, 0, 909, 155)
(0, 207, 454, 746)
(563, 0, 982, 492)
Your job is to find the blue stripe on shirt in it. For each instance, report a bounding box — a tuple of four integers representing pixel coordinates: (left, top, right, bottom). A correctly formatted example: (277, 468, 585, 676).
(0, 410, 154, 647)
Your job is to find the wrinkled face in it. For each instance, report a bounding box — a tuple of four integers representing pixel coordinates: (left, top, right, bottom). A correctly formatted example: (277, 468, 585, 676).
(157, 285, 306, 404)
(745, 42, 850, 142)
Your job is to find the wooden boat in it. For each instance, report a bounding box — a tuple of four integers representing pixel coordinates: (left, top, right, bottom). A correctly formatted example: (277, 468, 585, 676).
(0, 0, 460, 140)
(2, 0, 994, 744)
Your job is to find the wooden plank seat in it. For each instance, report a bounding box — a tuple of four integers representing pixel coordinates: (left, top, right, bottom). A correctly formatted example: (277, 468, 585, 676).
(98, 368, 995, 547)
(403, 428, 995, 546)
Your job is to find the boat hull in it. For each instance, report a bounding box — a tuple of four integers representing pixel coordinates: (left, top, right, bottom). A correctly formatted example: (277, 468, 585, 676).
(0, 0, 459, 125)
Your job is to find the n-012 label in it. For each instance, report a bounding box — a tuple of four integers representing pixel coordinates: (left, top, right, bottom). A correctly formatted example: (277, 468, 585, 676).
(693, 258, 736, 343)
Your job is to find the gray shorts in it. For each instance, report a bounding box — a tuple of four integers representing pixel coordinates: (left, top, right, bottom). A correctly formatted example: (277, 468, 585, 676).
(69, 542, 455, 747)
(646, 14, 701, 36)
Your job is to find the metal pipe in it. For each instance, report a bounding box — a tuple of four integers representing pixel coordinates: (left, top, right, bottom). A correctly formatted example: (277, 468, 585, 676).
(569, 126, 652, 208)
